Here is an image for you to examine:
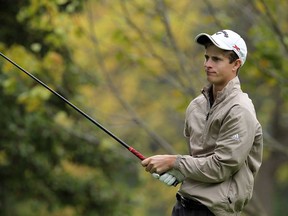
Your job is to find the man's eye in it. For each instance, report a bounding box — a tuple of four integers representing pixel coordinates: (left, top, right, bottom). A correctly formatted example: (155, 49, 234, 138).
(212, 57, 220, 61)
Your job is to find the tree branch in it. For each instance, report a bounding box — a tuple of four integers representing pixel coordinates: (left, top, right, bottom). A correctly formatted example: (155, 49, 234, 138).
(154, 0, 197, 96)
(84, 2, 177, 154)
(249, 0, 288, 55)
(120, 0, 189, 94)
(202, 0, 225, 29)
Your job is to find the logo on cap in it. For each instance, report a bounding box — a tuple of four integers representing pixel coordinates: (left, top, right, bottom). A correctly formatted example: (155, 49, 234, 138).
(233, 45, 240, 52)
(216, 30, 229, 38)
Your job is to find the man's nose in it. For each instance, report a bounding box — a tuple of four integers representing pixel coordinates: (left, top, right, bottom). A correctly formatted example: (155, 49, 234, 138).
(204, 59, 212, 68)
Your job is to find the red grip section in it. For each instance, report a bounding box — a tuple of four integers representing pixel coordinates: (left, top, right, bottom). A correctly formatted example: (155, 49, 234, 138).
(128, 147, 146, 160)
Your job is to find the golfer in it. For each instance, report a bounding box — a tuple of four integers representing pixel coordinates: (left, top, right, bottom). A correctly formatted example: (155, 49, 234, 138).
(142, 29, 263, 216)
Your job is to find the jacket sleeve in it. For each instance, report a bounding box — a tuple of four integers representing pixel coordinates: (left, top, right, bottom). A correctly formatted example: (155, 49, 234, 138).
(174, 105, 258, 183)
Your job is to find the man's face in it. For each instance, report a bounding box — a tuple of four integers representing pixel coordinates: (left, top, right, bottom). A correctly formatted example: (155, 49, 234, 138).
(204, 45, 239, 90)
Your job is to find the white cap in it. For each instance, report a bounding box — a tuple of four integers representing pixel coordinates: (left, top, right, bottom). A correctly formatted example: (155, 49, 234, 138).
(195, 30, 247, 66)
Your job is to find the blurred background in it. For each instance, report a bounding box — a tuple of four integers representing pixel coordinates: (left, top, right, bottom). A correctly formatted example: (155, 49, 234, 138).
(0, 0, 287, 215)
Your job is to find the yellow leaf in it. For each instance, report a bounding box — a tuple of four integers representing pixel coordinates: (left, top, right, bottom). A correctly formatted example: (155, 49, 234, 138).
(53, 111, 73, 129)
(61, 160, 96, 179)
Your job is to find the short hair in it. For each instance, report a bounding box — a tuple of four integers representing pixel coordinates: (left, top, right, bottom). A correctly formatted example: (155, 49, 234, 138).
(223, 50, 239, 64)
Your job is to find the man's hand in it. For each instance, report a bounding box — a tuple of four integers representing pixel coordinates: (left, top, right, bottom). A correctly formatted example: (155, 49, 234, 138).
(141, 155, 177, 174)
(142, 155, 184, 186)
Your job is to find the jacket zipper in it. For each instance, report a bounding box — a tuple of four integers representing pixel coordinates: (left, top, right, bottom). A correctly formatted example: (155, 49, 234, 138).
(206, 112, 210, 121)
(202, 90, 211, 121)
(228, 197, 232, 204)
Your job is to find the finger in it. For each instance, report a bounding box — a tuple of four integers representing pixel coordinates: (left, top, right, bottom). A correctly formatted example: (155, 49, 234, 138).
(167, 177, 176, 186)
(159, 173, 170, 181)
(152, 173, 160, 179)
(146, 165, 157, 174)
(144, 163, 152, 172)
(164, 175, 174, 184)
(141, 158, 150, 167)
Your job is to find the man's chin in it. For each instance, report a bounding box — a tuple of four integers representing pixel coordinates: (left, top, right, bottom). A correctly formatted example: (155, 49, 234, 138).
(206, 76, 217, 84)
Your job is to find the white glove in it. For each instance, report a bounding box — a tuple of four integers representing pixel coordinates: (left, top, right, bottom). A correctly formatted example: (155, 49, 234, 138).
(159, 173, 177, 186)
(152, 173, 177, 186)
(152, 169, 185, 186)
(167, 169, 185, 184)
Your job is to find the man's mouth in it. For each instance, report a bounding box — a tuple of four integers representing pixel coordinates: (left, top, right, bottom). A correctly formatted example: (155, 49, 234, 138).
(206, 71, 216, 76)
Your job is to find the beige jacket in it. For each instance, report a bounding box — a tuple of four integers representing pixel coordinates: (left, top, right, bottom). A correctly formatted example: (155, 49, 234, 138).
(174, 76, 263, 216)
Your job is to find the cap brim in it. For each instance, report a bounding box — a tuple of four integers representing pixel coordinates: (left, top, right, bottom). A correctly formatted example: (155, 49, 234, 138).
(195, 33, 213, 45)
(195, 33, 230, 50)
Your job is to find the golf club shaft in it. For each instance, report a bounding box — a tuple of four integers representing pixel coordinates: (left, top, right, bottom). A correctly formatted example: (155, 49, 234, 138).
(0, 52, 146, 161)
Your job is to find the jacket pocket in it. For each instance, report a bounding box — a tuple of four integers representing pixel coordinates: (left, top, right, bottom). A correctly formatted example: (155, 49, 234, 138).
(226, 163, 254, 212)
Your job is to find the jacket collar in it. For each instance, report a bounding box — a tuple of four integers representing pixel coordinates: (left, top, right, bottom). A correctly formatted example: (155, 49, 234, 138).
(202, 76, 241, 106)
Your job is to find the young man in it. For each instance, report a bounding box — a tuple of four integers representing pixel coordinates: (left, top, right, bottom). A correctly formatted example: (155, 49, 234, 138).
(142, 30, 263, 216)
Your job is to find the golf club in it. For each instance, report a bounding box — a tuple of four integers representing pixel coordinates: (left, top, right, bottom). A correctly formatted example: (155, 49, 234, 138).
(0, 52, 145, 161)
(0, 52, 179, 186)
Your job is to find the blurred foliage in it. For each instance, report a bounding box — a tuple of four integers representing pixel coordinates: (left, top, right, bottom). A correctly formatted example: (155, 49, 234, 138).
(0, 0, 288, 215)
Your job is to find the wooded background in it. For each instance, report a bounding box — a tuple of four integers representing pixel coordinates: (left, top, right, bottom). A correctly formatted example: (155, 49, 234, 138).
(0, 0, 287, 215)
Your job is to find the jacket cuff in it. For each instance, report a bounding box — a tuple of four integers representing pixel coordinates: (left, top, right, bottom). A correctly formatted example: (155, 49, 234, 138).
(173, 155, 183, 169)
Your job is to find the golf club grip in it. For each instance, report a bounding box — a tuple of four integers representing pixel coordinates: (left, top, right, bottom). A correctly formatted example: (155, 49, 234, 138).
(128, 147, 146, 160)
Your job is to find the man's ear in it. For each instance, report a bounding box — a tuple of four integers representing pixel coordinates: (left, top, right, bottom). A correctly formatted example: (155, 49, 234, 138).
(233, 59, 242, 73)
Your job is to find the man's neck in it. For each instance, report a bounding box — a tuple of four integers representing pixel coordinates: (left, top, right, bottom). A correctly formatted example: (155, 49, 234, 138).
(212, 77, 235, 99)
(212, 85, 223, 101)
